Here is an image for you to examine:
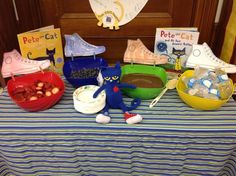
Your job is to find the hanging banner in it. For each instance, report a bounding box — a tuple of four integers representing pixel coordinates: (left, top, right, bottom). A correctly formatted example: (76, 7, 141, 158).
(89, 0, 148, 30)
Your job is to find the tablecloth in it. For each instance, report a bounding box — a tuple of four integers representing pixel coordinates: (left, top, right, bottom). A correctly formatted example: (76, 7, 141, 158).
(0, 79, 236, 176)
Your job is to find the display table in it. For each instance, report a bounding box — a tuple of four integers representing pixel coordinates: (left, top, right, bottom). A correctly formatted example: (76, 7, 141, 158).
(0, 79, 236, 176)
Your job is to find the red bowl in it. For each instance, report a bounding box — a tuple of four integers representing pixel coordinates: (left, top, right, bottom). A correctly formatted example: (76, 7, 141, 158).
(7, 71, 65, 112)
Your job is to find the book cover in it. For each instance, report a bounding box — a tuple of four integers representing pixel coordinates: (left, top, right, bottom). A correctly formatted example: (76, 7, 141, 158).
(17, 26, 64, 74)
(154, 28, 199, 72)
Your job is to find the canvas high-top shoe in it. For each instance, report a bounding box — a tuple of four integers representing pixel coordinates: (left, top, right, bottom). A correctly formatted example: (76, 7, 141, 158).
(1, 49, 51, 78)
(64, 33, 106, 57)
(186, 42, 236, 73)
(123, 39, 168, 65)
(64, 34, 75, 58)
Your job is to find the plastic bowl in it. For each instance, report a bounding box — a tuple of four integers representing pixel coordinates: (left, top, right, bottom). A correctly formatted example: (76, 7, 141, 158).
(176, 70, 234, 110)
(73, 85, 106, 114)
(63, 57, 108, 88)
(7, 71, 65, 112)
(121, 64, 168, 100)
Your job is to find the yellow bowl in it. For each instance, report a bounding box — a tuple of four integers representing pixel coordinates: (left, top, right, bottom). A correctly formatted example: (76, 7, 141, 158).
(176, 70, 234, 110)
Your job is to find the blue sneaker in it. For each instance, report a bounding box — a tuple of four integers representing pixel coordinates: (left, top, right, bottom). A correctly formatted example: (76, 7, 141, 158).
(64, 33, 106, 57)
(64, 34, 75, 57)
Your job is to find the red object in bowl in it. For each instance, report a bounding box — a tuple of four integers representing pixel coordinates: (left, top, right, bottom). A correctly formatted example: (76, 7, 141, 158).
(7, 71, 65, 112)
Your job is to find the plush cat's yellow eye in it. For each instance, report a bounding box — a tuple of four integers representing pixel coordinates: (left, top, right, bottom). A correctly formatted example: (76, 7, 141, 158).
(104, 77, 110, 81)
(112, 76, 118, 80)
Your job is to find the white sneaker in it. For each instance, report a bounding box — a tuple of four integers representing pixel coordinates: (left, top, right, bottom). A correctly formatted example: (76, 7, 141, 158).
(186, 43, 236, 73)
(1, 49, 51, 78)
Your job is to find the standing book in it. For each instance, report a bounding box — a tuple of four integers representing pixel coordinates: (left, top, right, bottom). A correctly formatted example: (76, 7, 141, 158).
(17, 25, 64, 74)
(154, 28, 199, 72)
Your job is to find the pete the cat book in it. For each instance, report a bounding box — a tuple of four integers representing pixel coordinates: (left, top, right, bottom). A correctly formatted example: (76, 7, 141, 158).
(17, 25, 64, 74)
(154, 28, 199, 72)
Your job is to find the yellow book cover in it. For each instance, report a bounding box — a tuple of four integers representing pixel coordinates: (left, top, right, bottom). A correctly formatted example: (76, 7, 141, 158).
(17, 26, 64, 74)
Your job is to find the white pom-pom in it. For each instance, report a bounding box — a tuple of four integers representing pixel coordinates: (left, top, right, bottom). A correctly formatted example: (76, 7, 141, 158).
(96, 114, 111, 124)
(126, 114, 143, 124)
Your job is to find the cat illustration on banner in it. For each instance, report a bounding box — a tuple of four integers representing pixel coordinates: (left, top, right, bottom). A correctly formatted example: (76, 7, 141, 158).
(27, 48, 56, 68)
(95, 0, 124, 30)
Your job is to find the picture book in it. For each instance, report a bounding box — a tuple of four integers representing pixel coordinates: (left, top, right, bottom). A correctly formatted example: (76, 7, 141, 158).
(154, 27, 199, 72)
(17, 25, 64, 74)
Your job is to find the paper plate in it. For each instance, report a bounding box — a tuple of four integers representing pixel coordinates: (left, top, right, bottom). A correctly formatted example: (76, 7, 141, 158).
(73, 85, 106, 114)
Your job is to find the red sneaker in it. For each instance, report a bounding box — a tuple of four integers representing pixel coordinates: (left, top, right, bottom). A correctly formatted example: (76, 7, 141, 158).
(124, 112, 143, 124)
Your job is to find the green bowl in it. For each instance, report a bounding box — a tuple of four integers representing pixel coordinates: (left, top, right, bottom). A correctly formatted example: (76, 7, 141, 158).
(121, 64, 168, 100)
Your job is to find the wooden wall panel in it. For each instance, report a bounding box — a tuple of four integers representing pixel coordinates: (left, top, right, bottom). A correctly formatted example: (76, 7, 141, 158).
(191, 0, 219, 44)
(212, 0, 233, 56)
(14, 0, 42, 32)
(60, 13, 172, 37)
(0, 0, 224, 86)
(0, 0, 19, 87)
(56, 0, 197, 63)
(62, 0, 171, 13)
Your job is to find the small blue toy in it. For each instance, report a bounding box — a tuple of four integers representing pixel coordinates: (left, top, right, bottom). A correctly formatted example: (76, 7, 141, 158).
(93, 62, 143, 124)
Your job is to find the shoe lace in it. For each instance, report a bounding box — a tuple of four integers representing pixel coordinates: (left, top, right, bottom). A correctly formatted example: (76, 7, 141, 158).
(203, 45, 226, 66)
(141, 45, 160, 58)
(72, 36, 97, 49)
(67, 38, 75, 51)
(13, 52, 36, 64)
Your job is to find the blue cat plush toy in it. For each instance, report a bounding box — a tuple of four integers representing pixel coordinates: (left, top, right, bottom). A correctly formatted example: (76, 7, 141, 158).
(93, 62, 143, 124)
